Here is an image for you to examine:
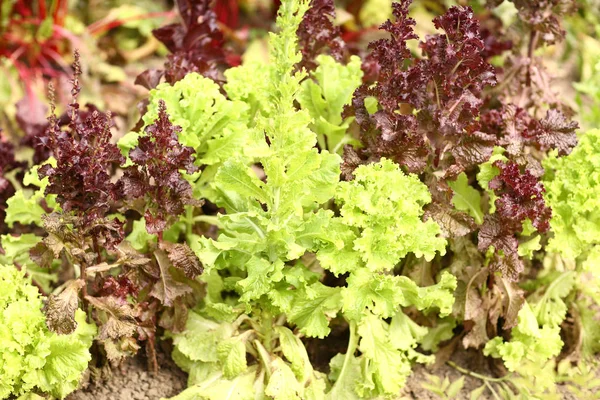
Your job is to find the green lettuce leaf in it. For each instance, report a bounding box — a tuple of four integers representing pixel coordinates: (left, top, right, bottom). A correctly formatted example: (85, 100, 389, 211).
(448, 172, 484, 225)
(298, 54, 363, 153)
(331, 158, 447, 273)
(543, 130, 600, 260)
(142, 74, 250, 165)
(0, 265, 95, 399)
(484, 302, 563, 373)
(476, 146, 508, 213)
(4, 163, 58, 228)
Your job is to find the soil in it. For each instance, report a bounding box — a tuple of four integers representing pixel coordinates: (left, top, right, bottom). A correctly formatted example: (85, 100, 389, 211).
(67, 350, 187, 400)
(66, 345, 592, 400)
(400, 348, 591, 400)
(401, 363, 585, 400)
(401, 348, 491, 400)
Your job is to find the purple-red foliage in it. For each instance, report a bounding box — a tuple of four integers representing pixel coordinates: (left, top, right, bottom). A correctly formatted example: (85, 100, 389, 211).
(362, 1, 417, 87)
(345, 1, 498, 176)
(0, 139, 18, 195)
(479, 24, 512, 60)
(343, 1, 571, 283)
(0, 138, 21, 233)
(19, 97, 108, 165)
(39, 55, 124, 226)
(122, 100, 199, 235)
(344, 1, 577, 177)
(479, 105, 578, 157)
(508, 0, 578, 45)
(526, 108, 579, 155)
(297, 0, 346, 70)
(100, 275, 140, 300)
(478, 214, 523, 281)
(135, 0, 227, 89)
(478, 161, 552, 280)
(489, 161, 551, 233)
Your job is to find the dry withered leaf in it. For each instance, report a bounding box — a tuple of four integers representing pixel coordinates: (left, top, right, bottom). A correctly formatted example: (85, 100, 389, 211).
(29, 241, 55, 269)
(86, 295, 139, 340)
(160, 241, 203, 279)
(150, 249, 193, 307)
(102, 337, 141, 364)
(497, 277, 526, 330)
(425, 203, 477, 238)
(44, 279, 84, 335)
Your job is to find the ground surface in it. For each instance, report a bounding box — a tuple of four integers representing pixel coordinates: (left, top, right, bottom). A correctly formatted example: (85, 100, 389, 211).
(66, 345, 588, 400)
(67, 350, 187, 400)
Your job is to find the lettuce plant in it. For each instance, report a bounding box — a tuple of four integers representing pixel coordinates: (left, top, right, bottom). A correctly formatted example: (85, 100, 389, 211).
(162, 1, 454, 398)
(139, 0, 598, 398)
(0, 264, 96, 399)
(1, 52, 206, 374)
(543, 129, 600, 261)
(541, 129, 600, 358)
(470, 129, 600, 396)
(0, 0, 599, 398)
(135, 0, 229, 89)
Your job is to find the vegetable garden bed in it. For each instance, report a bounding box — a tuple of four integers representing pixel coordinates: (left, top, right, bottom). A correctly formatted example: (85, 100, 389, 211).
(1, 0, 599, 399)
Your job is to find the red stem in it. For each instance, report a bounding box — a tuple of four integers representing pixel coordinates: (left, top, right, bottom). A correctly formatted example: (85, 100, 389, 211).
(53, 0, 68, 27)
(38, 0, 47, 20)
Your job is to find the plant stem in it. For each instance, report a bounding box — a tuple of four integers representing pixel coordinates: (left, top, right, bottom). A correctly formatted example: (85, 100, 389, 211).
(254, 339, 272, 381)
(4, 170, 22, 191)
(331, 320, 358, 393)
(80, 262, 88, 297)
(262, 311, 274, 352)
(446, 361, 508, 383)
(485, 381, 502, 400)
(185, 206, 194, 237)
(193, 215, 221, 226)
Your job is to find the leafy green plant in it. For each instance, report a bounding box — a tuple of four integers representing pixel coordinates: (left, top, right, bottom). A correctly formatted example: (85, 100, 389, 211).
(484, 302, 562, 380)
(298, 54, 363, 154)
(0, 264, 96, 400)
(0, 0, 599, 398)
(163, 1, 453, 398)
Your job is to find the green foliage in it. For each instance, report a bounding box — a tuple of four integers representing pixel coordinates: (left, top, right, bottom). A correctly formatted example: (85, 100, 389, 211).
(298, 54, 363, 153)
(223, 61, 270, 121)
(517, 235, 542, 260)
(0, 233, 57, 293)
(158, 3, 600, 400)
(168, 1, 453, 399)
(536, 130, 600, 369)
(358, 0, 393, 27)
(0, 265, 96, 400)
(528, 271, 576, 326)
(484, 302, 563, 377)
(126, 218, 157, 252)
(448, 172, 483, 225)
(4, 162, 59, 228)
(119, 73, 256, 200)
(191, 0, 339, 316)
(142, 74, 250, 165)
(557, 359, 600, 399)
(4, 189, 46, 227)
(333, 159, 447, 273)
(574, 59, 600, 127)
(476, 146, 508, 213)
(6, 0, 599, 397)
(543, 129, 600, 260)
(1, 161, 61, 293)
